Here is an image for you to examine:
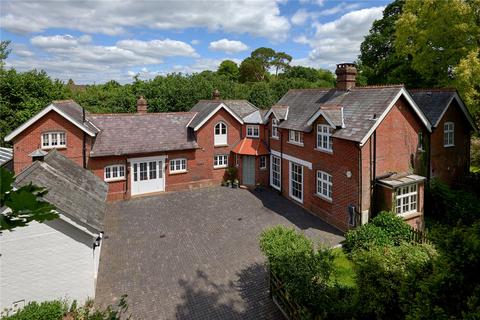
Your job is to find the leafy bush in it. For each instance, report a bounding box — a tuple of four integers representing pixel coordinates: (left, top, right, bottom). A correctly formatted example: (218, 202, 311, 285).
(353, 243, 437, 320)
(1, 300, 67, 320)
(1, 295, 129, 320)
(260, 226, 356, 319)
(344, 211, 412, 252)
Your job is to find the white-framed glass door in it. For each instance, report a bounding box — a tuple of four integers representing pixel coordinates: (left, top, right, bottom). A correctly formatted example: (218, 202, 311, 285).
(270, 155, 281, 190)
(130, 156, 166, 195)
(289, 161, 303, 203)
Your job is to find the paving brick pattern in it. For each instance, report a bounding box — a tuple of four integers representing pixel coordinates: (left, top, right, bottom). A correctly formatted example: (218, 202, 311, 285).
(95, 186, 344, 320)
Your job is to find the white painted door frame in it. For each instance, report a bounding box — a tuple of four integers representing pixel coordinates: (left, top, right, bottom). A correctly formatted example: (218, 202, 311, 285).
(129, 155, 167, 196)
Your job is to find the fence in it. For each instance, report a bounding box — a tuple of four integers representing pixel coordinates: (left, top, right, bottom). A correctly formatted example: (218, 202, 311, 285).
(269, 269, 303, 320)
(409, 227, 430, 244)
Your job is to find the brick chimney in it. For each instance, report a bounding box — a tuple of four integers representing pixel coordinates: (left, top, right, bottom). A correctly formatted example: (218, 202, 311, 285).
(137, 96, 147, 114)
(335, 63, 357, 90)
(212, 89, 221, 100)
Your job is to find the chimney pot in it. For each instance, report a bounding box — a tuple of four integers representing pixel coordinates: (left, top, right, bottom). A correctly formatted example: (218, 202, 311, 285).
(335, 63, 357, 91)
(137, 96, 147, 114)
(213, 89, 221, 100)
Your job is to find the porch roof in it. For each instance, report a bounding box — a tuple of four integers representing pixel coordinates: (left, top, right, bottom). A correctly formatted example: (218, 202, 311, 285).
(377, 173, 426, 189)
(232, 138, 269, 156)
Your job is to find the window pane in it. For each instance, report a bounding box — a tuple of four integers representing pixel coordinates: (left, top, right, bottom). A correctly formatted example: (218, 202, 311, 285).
(134, 163, 138, 182)
(112, 166, 118, 178)
(119, 166, 125, 177)
(149, 161, 157, 179)
(105, 167, 111, 179)
(140, 162, 148, 180)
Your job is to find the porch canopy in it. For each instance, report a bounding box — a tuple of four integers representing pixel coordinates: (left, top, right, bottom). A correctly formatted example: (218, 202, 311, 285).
(232, 138, 269, 156)
(377, 173, 426, 188)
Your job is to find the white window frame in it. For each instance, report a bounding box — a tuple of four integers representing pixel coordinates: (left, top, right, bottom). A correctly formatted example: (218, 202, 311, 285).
(214, 154, 228, 168)
(271, 118, 279, 139)
(288, 130, 303, 146)
(246, 125, 260, 138)
(169, 158, 187, 173)
(214, 121, 228, 146)
(289, 161, 303, 203)
(316, 170, 332, 201)
(316, 124, 333, 152)
(444, 122, 454, 147)
(41, 132, 66, 149)
(270, 155, 281, 190)
(104, 164, 126, 182)
(395, 184, 418, 215)
(259, 156, 267, 169)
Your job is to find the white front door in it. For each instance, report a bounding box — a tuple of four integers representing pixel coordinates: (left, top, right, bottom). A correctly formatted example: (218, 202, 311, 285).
(130, 156, 166, 196)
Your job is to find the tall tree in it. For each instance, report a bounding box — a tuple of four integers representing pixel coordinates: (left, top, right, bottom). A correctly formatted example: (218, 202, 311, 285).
(217, 60, 239, 80)
(250, 47, 276, 73)
(0, 40, 11, 67)
(395, 0, 480, 121)
(358, 0, 425, 87)
(272, 52, 292, 76)
(239, 57, 266, 82)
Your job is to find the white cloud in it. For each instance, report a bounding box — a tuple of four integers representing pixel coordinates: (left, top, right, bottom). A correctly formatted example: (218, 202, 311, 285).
(1, 0, 290, 41)
(31, 34, 92, 48)
(209, 39, 248, 54)
(295, 7, 384, 68)
(291, 9, 310, 26)
(318, 3, 361, 16)
(172, 58, 242, 74)
(191, 39, 200, 45)
(117, 39, 198, 59)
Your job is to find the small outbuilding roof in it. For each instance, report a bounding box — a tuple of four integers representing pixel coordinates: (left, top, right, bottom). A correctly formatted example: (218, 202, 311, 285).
(0, 147, 13, 166)
(232, 138, 270, 156)
(377, 173, 426, 189)
(14, 150, 108, 232)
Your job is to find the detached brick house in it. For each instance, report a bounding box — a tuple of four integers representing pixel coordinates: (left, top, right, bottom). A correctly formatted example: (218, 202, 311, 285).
(4, 64, 475, 231)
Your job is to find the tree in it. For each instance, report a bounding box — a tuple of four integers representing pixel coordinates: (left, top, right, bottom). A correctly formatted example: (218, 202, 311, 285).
(272, 51, 292, 76)
(217, 60, 239, 80)
(0, 40, 11, 67)
(250, 47, 276, 72)
(395, 0, 480, 121)
(358, 0, 425, 87)
(0, 167, 58, 231)
(238, 57, 266, 82)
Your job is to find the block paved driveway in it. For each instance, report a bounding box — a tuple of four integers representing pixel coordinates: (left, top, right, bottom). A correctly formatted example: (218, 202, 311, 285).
(95, 186, 344, 319)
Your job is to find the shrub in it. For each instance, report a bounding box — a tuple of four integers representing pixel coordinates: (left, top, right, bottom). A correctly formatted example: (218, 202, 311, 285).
(1, 300, 67, 320)
(353, 243, 437, 320)
(260, 226, 356, 319)
(344, 211, 411, 252)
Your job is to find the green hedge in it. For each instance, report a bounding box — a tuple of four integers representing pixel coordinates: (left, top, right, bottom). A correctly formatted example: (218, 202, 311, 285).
(344, 211, 412, 252)
(1, 301, 67, 320)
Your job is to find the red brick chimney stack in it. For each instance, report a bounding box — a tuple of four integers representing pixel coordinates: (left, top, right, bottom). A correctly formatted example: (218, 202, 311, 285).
(137, 96, 147, 114)
(335, 63, 357, 91)
(213, 89, 221, 100)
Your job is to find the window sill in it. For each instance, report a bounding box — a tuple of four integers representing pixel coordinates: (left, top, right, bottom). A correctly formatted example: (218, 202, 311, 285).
(287, 141, 304, 147)
(214, 144, 229, 148)
(214, 166, 228, 169)
(246, 135, 259, 139)
(260, 167, 267, 170)
(314, 148, 333, 154)
(397, 211, 422, 220)
(41, 146, 67, 150)
(271, 136, 279, 140)
(315, 193, 332, 203)
(170, 170, 188, 175)
(444, 144, 455, 148)
(104, 177, 126, 183)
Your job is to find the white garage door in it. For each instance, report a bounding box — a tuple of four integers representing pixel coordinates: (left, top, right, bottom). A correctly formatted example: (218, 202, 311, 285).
(130, 156, 166, 196)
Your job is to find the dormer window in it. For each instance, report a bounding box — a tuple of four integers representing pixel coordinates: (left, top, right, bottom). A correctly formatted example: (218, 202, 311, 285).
(246, 125, 259, 138)
(316, 125, 333, 152)
(272, 119, 279, 138)
(289, 130, 303, 146)
(214, 122, 227, 146)
(41, 132, 66, 149)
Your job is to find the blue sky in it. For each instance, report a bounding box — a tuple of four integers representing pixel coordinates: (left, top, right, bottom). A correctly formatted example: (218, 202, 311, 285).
(1, 0, 390, 84)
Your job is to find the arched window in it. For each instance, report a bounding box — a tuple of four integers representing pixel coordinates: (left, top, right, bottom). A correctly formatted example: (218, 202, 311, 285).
(214, 122, 227, 146)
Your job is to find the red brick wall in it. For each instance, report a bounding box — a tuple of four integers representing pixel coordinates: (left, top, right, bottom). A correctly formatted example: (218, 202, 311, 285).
(268, 115, 360, 231)
(430, 99, 471, 184)
(361, 96, 427, 220)
(195, 108, 242, 182)
(12, 111, 90, 173)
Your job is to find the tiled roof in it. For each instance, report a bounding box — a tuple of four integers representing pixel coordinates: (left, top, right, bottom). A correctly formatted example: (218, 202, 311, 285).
(0, 147, 12, 166)
(188, 100, 258, 129)
(276, 86, 405, 142)
(89, 112, 198, 157)
(232, 138, 269, 156)
(268, 105, 289, 120)
(377, 173, 426, 188)
(243, 110, 264, 124)
(408, 89, 456, 127)
(14, 149, 107, 231)
(52, 100, 100, 134)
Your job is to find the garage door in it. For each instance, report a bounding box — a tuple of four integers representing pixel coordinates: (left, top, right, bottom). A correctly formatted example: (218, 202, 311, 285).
(130, 156, 166, 196)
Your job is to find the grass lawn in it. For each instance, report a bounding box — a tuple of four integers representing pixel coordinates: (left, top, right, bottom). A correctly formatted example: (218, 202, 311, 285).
(330, 247, 356, 288)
